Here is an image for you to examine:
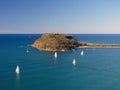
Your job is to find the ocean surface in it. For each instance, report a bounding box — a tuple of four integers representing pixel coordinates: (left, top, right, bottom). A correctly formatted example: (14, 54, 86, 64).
(1, 34, 120, 90)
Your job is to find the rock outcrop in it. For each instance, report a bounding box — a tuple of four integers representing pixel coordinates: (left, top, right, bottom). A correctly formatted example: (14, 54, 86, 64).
(32, 33, 79, 52)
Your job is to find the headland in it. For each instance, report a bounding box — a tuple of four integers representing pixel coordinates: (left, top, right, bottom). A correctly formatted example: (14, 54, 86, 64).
(31, 33, 120, 52)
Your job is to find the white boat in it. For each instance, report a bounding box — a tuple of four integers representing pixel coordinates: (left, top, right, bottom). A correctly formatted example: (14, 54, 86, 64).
(54, 52, 57, 58)
(72, 59, 76, 66)
(26, 50, 29, 53)
(81, 50, 84, 56)
(15, 65, 20, 74)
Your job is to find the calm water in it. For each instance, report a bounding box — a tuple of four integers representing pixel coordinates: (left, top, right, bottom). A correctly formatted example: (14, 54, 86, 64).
(0, 34, 120, 90)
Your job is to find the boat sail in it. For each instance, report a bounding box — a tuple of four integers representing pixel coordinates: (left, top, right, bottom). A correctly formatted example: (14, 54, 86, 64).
(72, 59, 76, 66)
(54, 52, 57, 58)
(15, 65, 20, 74)
(81, 50, 84, 56)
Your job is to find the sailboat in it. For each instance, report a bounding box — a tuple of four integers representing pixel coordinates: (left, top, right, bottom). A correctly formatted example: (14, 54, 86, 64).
(15, 65, 20, 74)
(72, 59, 76, 66)
(54, 52, 57, 58)
(81, 50, 84, 56)
(26, 49, 29, 53)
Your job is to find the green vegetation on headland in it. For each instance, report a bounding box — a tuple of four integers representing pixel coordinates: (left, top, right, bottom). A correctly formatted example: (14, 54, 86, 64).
(31, 33, 120, 52)
(32, 33, 79, 51)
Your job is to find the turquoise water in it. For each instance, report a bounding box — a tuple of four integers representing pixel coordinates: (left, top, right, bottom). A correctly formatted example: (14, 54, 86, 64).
(0, 34, 120, 90)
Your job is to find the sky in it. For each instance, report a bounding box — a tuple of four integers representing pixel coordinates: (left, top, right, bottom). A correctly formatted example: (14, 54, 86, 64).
(0, 0, 120, 34)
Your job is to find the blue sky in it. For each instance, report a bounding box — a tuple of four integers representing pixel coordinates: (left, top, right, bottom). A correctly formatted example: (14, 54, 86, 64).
(0, 0, 120, 34)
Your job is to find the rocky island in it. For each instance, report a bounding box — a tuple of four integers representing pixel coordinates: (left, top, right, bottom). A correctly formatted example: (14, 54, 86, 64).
(31, 33, 120, 52)
(32, 33, 79, 52)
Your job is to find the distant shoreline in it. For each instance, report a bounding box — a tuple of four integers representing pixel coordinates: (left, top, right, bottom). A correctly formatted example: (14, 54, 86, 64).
(78, 43, 120, 48)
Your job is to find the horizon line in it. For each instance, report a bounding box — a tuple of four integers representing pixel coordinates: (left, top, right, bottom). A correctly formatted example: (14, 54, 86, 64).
(0, 33, 120, 34)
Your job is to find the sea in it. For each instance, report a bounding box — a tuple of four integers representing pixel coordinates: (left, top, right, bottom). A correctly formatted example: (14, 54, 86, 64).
(1, 34, 120, 90)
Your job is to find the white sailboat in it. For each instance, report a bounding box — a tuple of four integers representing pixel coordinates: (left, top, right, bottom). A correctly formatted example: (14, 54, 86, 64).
(26, 49, 29, 53)
(72, 59, 76, 66)
(81, 50, 84, 56)
(54, 52, 57, 58)
(15, 65, 20, 74)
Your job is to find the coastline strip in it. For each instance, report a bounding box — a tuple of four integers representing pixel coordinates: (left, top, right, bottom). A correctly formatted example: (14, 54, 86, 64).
(78, 44, 120, 48)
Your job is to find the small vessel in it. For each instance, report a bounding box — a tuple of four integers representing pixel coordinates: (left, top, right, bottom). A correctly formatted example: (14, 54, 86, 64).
(72, 59, 76, 66)
(15, 65, 20, 74)
(54, 52, 57, 58)
(81, 50, 84, 56)
(26, 49, 29, 53)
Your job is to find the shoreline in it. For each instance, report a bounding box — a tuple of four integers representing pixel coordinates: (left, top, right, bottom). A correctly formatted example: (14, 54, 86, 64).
(31, 43, 120, 52)
(78, 43, 120, 48)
